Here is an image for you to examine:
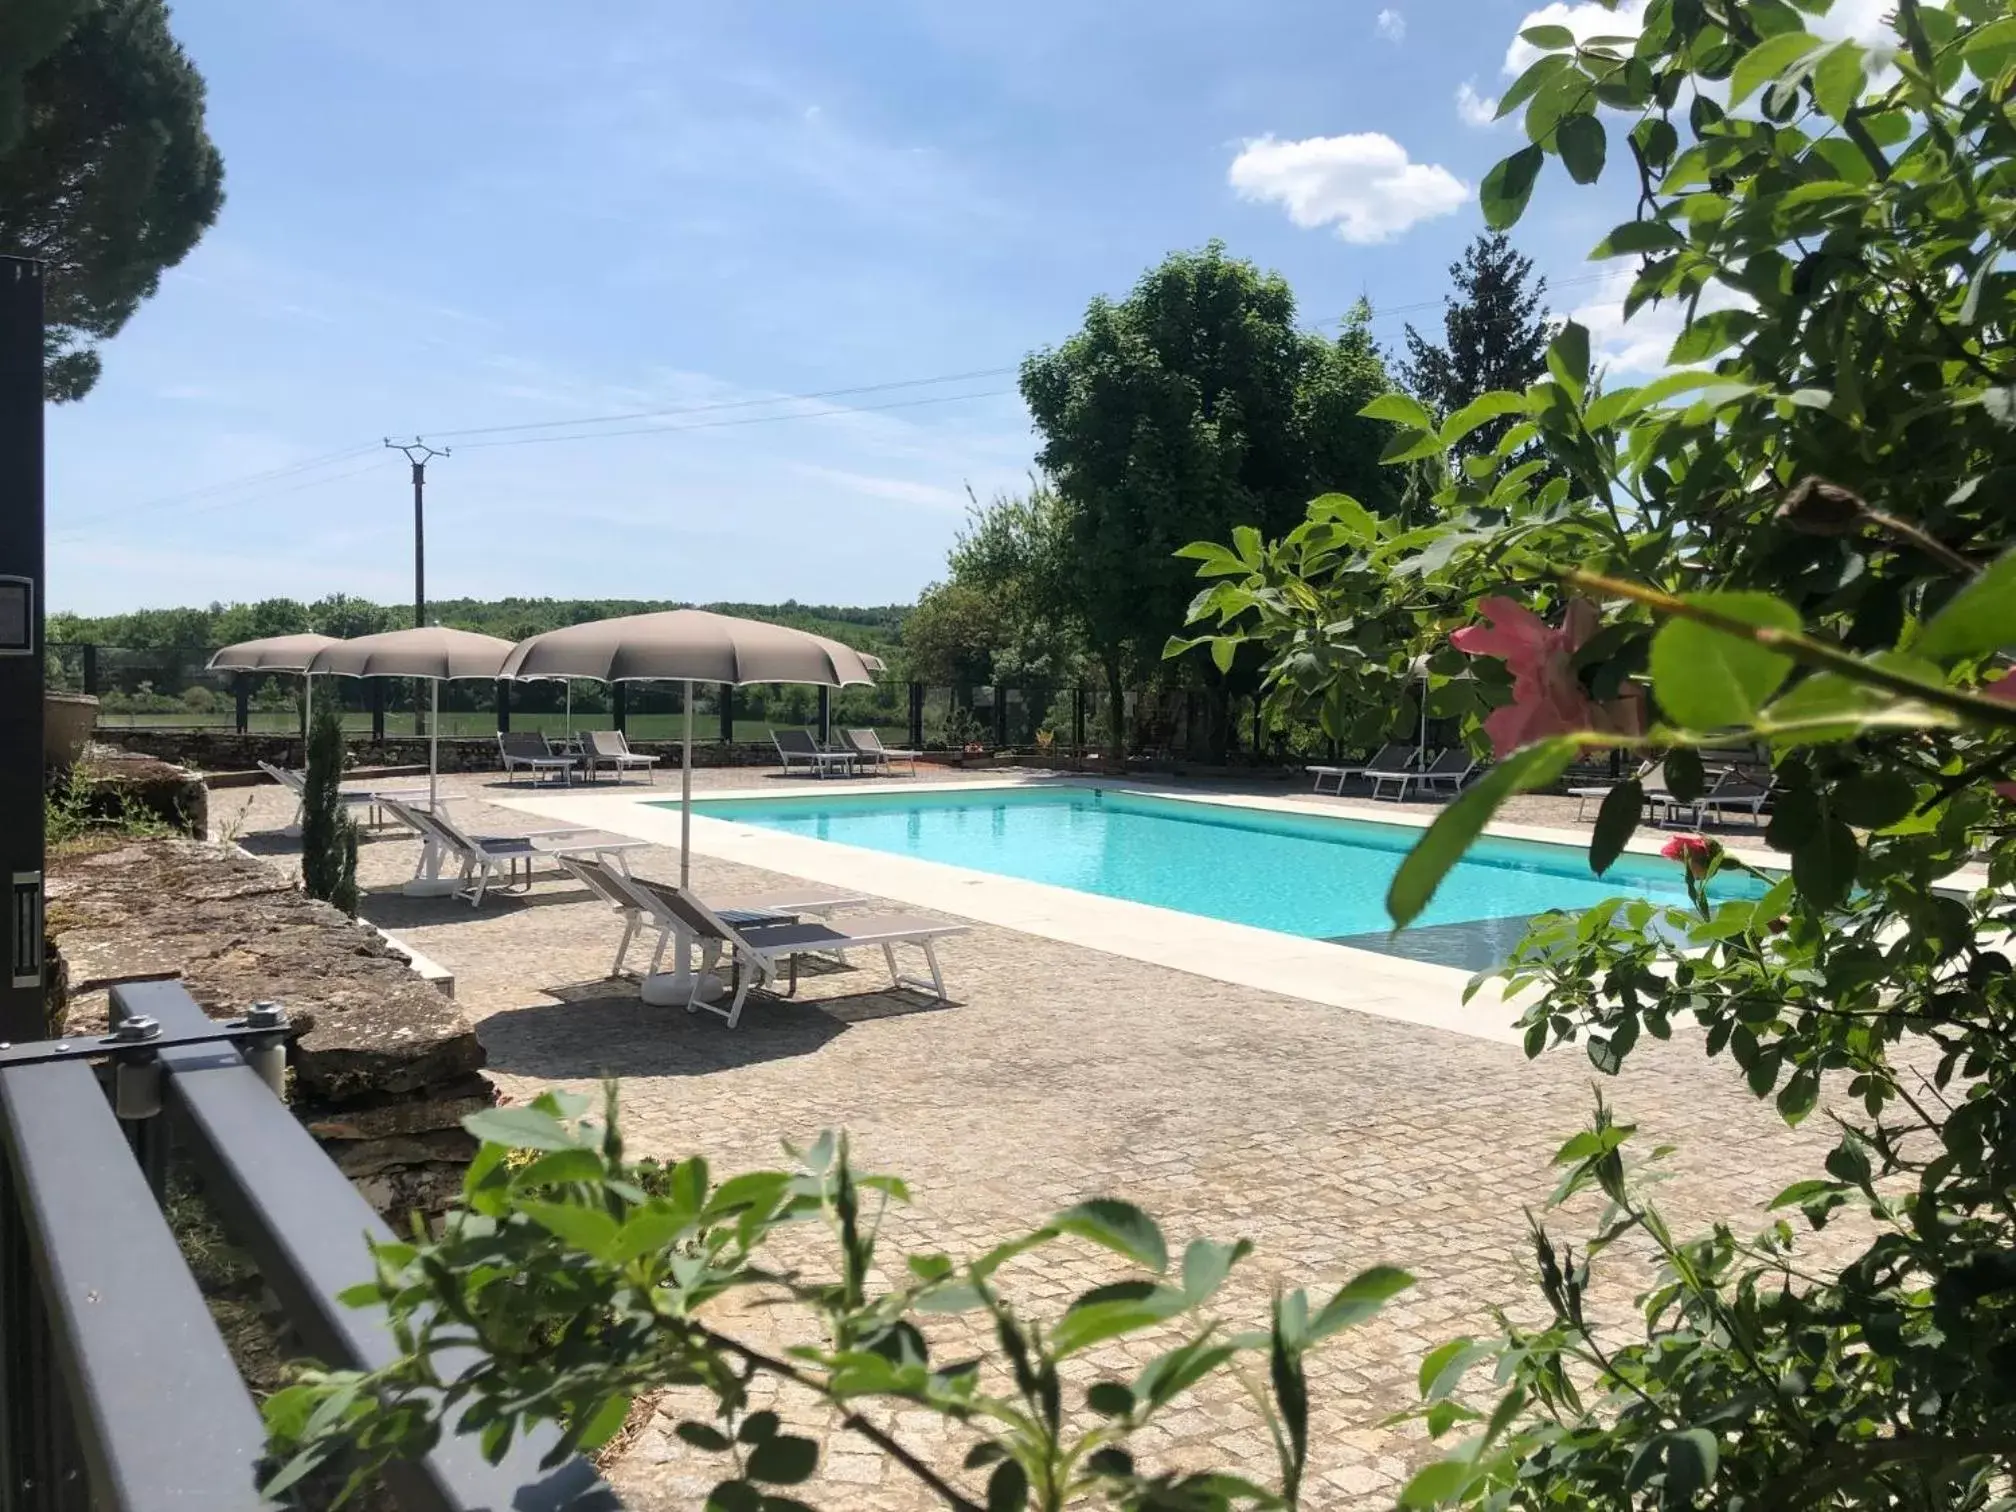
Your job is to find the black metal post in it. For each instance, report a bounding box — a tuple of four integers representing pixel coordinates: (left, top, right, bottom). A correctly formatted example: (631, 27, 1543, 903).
(992, 686, 1007, 749)
(612, 682, 627, 734)
(817, 686, 831, 746)
(1072, 688, 1085, 754)
(719, 683, 733, 744)
(233, 674, 249, 735)
(0, 258, 45, 1045)
(79, 643, 97, 696)
(908, 682, 924, 751)
(369, 678, 386, 742)
(495, 679, 510, 734)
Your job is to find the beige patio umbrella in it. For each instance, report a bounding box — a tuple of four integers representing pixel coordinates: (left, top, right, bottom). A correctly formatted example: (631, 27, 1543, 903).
(305, 627, 516, 811)
(207, 634, 341, 758)
(499, 609, 877, 888)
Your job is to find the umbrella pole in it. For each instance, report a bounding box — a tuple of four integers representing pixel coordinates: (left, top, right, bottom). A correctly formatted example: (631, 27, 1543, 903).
(429, 679, 439, 810)
(566, 681, 572, 739)
(681, 679, 693, 888)
(303, 674, 313, 765)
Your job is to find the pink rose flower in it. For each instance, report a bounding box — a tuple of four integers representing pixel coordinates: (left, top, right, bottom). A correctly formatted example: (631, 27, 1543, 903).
(1984, 674, 2016, 801)
(1660, 833, 1718, 878)
(1450, 597, 1605, 757)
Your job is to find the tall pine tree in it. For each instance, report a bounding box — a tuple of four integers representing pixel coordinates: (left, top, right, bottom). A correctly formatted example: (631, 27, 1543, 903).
(1400, 233, 1550, 457)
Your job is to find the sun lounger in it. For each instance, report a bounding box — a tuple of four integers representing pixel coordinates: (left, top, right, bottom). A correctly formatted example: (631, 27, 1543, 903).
(496, 731, 577, 786)
(581, 728, 659, 784)
(1365, 746, 1432, 801)
(841, 728, 917, 775)
(1679, 773, 1773, 828)
(641, 882, 968, 1027)
(556, 855, 868, 979)
(1306, 743, 1414, 796)
(1416, 748, 1480, 795)
(380, 798, 648, 905)
(773, 728, 856, 778)
(258, 760, 428, 828)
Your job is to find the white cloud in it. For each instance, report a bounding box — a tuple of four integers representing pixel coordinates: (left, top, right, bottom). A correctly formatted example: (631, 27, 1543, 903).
(1455, 80, 1499, 127)
(1228, 134, 1468, 244)
(1503, 0, 1915, 78)
(1570, 265, 1753, 377)
(1504, 0, 1649, 75)
(1376, 8, 1406, 43)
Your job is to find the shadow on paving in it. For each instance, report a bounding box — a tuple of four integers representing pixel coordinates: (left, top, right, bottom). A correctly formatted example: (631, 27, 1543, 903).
(477, 976, 955, 1079)
(358, 884, 601, 927)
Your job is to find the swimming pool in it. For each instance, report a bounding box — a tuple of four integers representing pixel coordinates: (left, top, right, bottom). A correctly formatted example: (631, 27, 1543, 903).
(676, 786, 1768, 950)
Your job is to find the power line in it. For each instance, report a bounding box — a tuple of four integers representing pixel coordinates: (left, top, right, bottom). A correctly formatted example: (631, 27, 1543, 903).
(50, 452, 396, 538)
(60, 440, 383, 531)
(55, 266, 1628, 528)
(421, 365, 1019, 442)
(452, 387, 1017, 451)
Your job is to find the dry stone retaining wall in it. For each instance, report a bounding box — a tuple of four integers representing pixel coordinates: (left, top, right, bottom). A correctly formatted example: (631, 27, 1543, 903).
(46, 837, 493, 1221)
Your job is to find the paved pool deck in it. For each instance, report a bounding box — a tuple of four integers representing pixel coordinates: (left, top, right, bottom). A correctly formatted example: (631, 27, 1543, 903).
(219, 766, 1848, 1510)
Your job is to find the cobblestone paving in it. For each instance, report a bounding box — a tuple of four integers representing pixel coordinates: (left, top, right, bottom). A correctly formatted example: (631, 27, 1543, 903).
(225, 770, 1822, 1510)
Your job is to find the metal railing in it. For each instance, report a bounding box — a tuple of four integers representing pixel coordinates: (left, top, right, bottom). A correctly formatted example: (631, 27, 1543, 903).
(0, 979, 617, 1512)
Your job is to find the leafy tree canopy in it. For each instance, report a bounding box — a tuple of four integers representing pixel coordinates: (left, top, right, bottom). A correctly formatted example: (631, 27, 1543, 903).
(1400, 232, 1551, 456)
(0, 0, 224, 400)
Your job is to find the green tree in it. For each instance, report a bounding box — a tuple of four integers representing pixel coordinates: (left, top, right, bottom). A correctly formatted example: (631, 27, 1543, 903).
(1021, 243, 1397, 758)
(1181, 0, 2016, 1503)
(1400, 232, 1550, 457)
(899, 581, 1004, 692)
(308, 593, 394, 640)
(300, 700, 357, 918)
(0, 0, 225, 401)
(945, 479, 1079, 686)
(212, 597, 310, 645)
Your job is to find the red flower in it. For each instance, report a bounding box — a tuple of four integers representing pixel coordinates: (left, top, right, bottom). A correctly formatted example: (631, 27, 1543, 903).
(1984, 674, 2016, 801)
(1661, 833, 1718, 878)
(1451, 597, 1621, 757)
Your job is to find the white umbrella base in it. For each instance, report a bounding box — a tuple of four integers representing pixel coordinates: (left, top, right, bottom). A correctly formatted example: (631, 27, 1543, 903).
(641, 971, 727, 1008)
(402, 877, 462, 898)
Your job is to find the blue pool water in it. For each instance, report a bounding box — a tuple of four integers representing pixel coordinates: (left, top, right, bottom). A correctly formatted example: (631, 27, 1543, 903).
(674, 786, 1768, 943)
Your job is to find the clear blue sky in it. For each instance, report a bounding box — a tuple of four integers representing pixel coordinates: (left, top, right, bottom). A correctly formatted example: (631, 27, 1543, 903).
(44, 0, 1884, 616)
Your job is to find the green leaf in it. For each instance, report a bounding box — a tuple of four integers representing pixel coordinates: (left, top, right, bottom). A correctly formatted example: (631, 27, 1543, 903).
(1665, 1428, 1720, 1501)
(1777, 1067, 1820, 1125)
(1557, 113, 1606, 184)
(1668, 308, 1756, 365)
(507, 1147, 605, 1188)
(1648, 592, 1800, 728)
(463, 1105, 577, 1151)
(1398, 1456, 1476, 1508)
(1085, 1381, 1135, 1418)
(1053, 1199, 1168, 1271)
(1813, 40, 1866, 119)
(1418, 1337, 1480, 1399)
(1181, 1238, 1251, 1302)
(1912, 550, 2016, 661)
(1387, 739, 1578, 928)
(1481, 144, 1545, 230)
(608, 1203, 698, 1265)
(1053, 1284, 1190, 1356)
(1360, 392, 1437, 430)
(1622, 370, 1747, 415)
(576, 1393, 633, 1450)
(1440, 391, 1529, 446)
(1520, 22, 1575, 47)
(1589, 781, 1642, 875)
(987, 1458, 1029, 1512)
(1307, 492, 1380, 542)
(1830, 770, 1916, 830)
(1496, 54, 1575, 120)
(745, 1435, 819, 1486)
(517, 1200, 620, 1258)
(1380, 428, 1450, 465)
(1590, 218, 1686, 257)
(1547, 320, 1591, 402)
(1791, 819, 1857, 908)
(1730, 31, 1825, 105)
(1310, 1266, 1413, 1339)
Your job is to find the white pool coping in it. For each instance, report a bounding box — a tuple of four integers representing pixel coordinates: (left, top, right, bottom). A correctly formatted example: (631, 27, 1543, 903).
(486, 774, 1818, 1049)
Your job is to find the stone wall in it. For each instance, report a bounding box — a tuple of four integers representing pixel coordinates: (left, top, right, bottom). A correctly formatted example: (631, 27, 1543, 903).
(99, 728, 789, 773)
(61, 747, 210, 836)
(46, 837, 493, 1221)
